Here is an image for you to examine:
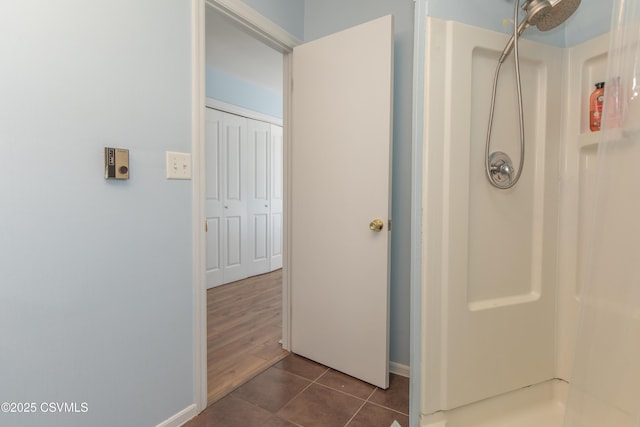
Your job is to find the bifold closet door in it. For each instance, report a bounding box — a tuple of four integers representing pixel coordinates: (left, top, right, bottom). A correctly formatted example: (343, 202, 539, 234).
(247, 119, 271, 277)
(205, 108, 249, 288)
(205, 109, 224, 289)
(270, 124, 283, 271)
(220, 113, 249, 284)
(206, 108, 283, 289)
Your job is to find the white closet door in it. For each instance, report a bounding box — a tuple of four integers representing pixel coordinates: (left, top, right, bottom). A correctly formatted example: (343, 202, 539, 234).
(221, 113, 249, 284)
(205, 109, 282, 287)
(247, 119, 271, 276)
(270, 124, 283, 271)
(205, 109, 224, 289)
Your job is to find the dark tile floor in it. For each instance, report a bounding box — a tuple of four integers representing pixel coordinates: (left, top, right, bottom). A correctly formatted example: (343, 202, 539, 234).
(185, 354, 410, 427)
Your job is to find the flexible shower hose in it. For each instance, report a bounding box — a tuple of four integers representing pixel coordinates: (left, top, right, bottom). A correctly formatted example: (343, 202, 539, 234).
(485, 0, 526, 189)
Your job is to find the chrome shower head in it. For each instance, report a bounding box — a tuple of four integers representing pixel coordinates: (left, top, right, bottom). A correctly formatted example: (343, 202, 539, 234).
(498, 0, 580, 64)
(536, 0, 581, 31)
(498, 0, 552, 64)
(522, 0, 553, 26)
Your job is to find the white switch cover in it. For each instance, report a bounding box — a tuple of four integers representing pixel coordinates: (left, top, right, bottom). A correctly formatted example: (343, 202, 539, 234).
(166, 151, 192, 180)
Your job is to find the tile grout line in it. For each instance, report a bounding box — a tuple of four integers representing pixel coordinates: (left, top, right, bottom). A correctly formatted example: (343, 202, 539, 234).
(226, 358, 329, 426)
(363, 375, 410, 416)
(366, 400, 410, 417)
(272, 363, 330, 384)
(341, 386, 385, 426)
(279, 365, 375, 427)
(342, 399, 368, 427)
(270, 360, 410, 424)
(366, 381, 410, 416)
(273, 367, 330, 427)
(311, 380, 372, 402)
(365, 387, 379, 402)
(274, 366, 330, 417)
(230, 369, 318, 427)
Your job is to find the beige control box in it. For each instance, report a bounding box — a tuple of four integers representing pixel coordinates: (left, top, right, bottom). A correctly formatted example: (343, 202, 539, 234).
(104, 147, 129, 180)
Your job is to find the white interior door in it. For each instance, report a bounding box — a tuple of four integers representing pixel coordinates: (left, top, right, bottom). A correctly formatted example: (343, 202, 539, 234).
(290, 15, 393, 388)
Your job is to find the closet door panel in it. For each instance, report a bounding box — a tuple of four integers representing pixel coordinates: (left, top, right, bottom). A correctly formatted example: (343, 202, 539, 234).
(222, 113, 249, 284)
(205, 109, 224, 288)
(247, 119, 271, 276)
(270, 124, 283, 270)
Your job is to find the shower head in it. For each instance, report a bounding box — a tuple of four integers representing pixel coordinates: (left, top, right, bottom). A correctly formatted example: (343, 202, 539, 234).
(498, 0, 580, 64)
(522, 0, 553, 26)
(536, 0, 581, 31)
(498, 0, 552, 63)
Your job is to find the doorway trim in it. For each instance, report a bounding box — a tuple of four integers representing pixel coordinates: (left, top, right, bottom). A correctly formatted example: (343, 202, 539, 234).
(410, 2, 427, 426)
(194, 0, 300, 413)
(193, 0, 207, 413)
(205, 0, 301, 51)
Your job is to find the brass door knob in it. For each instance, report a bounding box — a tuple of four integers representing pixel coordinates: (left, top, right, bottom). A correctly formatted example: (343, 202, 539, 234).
(369, 219, 384, 232)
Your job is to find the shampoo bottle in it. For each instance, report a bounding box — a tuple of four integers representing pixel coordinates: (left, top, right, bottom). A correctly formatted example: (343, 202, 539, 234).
(590, 82, 605, 131)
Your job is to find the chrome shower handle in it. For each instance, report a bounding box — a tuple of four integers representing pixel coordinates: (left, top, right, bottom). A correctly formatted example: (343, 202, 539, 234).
(488, 151, 515, 188)
(490, 161, 513, 177)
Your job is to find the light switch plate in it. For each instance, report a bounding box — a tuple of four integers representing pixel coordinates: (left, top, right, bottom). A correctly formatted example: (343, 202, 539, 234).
(166, 151, 192, 180)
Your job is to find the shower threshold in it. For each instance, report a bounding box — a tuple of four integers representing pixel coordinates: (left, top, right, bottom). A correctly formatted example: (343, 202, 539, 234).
(422, 379, 567, 427)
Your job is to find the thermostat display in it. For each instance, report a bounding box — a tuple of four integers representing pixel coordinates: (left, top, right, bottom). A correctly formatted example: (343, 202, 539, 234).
(104, 147, 129, 180)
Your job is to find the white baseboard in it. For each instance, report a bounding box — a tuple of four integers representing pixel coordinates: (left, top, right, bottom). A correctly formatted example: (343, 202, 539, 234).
(390, 362, 410, 378)
(155, 404, 198, 427)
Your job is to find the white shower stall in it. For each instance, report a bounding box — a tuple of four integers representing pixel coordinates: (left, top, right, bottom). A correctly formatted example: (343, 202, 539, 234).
(420, 15, 611, 427)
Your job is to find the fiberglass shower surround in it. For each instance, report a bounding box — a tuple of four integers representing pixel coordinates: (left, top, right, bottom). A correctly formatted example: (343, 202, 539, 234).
(419, 0, 620, 426)
(422, 0, 640, 425)
(485, 0, 581, 189)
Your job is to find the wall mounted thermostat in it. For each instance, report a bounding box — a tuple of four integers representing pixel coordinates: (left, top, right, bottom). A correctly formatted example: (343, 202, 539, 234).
(105, 147, 129, 180)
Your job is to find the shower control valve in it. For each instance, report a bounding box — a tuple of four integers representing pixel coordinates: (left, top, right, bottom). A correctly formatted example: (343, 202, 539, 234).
(488, 151, 515, 189)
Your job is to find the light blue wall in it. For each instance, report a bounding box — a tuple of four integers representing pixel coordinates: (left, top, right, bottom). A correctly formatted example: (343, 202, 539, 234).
(427, 0, 612, 48)
(565, 0, 612, 46)
(427, 0, 564, 46)
(243, 0, 305, 40)
(0, 2, 193, 426)
(206, 67, 283, 118)
(304, 0, 415, 367)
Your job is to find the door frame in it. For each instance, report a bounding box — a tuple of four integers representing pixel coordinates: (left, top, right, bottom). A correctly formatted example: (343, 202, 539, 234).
(193, 0, 300, 412)
(194, 4, 425, 427)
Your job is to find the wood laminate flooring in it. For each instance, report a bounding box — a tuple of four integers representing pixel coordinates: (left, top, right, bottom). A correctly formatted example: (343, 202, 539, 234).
(207, 269, 289, 405)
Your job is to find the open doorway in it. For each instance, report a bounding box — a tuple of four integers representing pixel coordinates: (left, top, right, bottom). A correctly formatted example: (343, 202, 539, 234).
(203, 5, 288, 404)
(195, 1, 399, 418)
